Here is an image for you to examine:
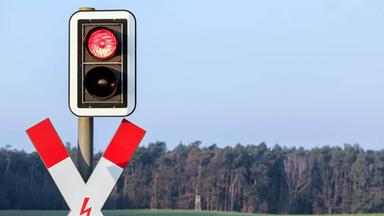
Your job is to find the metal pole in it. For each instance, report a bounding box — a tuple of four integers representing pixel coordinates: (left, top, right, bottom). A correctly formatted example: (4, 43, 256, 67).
(79, 7, 95, 11)
(78, 117, 93, 181)
(77, 7, 95, 182)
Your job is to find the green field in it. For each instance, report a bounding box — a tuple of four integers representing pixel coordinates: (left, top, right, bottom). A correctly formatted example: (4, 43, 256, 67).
(0, 210, 264, 216)
(0, 210, 383, 216)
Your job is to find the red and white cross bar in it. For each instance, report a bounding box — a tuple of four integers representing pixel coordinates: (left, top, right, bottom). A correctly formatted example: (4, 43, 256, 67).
(26, 118, 145, 216)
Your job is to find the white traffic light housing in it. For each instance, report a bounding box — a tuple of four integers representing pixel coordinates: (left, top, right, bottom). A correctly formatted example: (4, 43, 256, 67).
(69, 10, 136, 116)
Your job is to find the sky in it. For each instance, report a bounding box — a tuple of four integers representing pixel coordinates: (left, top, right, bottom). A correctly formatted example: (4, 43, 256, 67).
(1, 0, 384, 152)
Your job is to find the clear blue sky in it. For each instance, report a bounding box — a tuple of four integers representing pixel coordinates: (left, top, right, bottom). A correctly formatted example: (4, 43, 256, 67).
(1, 0, 384, 152)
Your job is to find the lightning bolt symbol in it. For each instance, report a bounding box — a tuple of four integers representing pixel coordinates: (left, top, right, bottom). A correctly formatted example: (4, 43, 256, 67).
(80, 197, 92, 216)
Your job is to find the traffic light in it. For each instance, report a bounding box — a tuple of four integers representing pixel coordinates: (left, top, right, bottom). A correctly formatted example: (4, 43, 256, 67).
(69, 10, 136, 116)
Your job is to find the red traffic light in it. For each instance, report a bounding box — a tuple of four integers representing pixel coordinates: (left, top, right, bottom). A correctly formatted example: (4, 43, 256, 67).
(86, 28, 117, 60)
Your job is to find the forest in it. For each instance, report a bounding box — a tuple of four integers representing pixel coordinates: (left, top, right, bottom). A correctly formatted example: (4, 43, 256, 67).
(0, 142, 383, 214)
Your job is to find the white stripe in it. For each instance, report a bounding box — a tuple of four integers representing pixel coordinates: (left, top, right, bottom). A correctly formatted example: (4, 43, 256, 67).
(48, 158, 85, 212)
(48, 157, 123, 216)
(85, 157, 124, 210)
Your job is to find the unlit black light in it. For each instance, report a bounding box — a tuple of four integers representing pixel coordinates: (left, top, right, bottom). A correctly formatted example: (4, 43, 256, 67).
(84, 67, 118, 98)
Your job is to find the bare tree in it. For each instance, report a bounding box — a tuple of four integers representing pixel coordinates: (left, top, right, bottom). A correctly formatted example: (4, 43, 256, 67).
(4, 145, 12, 178)
(283, 154, 313, 212)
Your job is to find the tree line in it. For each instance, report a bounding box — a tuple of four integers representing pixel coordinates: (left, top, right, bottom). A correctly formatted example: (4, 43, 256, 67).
(0, 142, 383, 213)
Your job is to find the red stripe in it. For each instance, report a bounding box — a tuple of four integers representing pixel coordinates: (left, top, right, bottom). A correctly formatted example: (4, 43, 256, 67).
(103, 119, 146, 168)
(26, 118, 69, 168)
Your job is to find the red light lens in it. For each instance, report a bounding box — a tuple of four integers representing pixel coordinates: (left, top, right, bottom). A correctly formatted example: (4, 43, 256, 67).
(87, 28, 117, 60)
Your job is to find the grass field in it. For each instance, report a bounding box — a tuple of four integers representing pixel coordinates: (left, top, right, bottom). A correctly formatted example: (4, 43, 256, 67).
(0, 210, 383, 216)
(0, 210, 265, 216)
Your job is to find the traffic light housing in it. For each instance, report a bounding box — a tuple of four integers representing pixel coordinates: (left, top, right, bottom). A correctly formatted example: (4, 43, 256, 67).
(69, 10, 136, 116)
